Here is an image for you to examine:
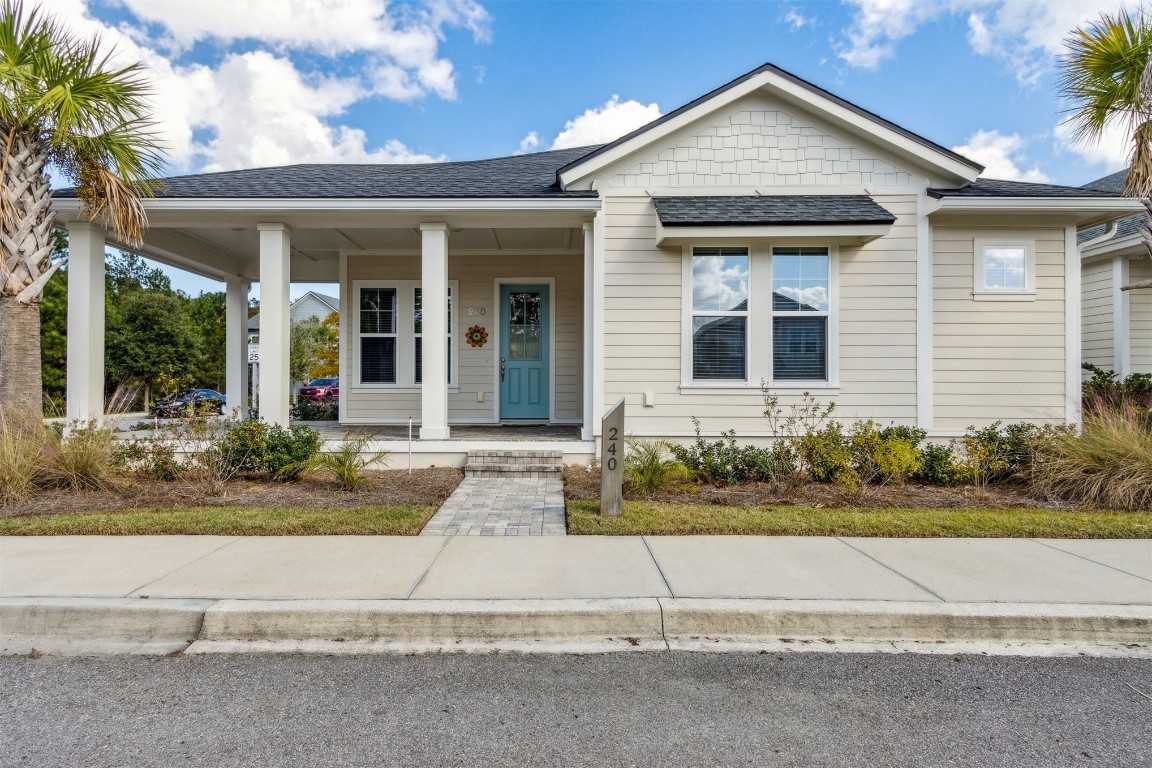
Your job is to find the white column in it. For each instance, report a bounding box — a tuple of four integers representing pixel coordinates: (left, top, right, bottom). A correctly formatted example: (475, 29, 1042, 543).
(1112, 256, 1132, 376)
(419, 223, 450, 440)
(592, 210, 605, 436)
(257, 223, 291, 427)
(225, 277, 250, 417)
(65, 222, 106, 424)
(1065, 224, 1082, 429)
(581, 221, 595, 441)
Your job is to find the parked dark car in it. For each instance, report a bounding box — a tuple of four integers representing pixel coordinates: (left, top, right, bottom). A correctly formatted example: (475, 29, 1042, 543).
(149, 389, 226, 417)
(299, 378, 339, 403)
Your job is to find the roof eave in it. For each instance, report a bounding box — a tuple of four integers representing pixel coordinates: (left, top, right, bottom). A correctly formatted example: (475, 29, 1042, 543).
(656, 221, 892, 245)
(52, 196, 603, 216)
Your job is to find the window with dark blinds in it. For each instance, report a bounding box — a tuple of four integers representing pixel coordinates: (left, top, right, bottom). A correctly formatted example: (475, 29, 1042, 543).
(772, 247, 829, 381)
(359, 287, 396, 383)
(773, 316, 826, 380)
(691, 247, 749, 381)
(361, 337, 396, 383)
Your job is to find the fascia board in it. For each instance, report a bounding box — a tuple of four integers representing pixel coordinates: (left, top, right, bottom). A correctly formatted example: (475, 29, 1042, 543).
(656, 222, 891, 245)
(51, 198, 602, 214)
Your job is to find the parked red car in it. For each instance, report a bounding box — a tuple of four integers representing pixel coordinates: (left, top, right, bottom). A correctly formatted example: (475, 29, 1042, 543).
(299, 378, 339, 403)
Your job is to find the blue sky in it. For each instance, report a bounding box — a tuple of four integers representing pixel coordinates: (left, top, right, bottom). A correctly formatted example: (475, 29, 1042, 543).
(58, 0, 1129, 297)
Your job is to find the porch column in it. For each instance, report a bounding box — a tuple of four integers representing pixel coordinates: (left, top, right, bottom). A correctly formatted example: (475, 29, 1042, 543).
(419, 223, 450, 440)
(65, 222, 106, 423)
(582, 221, 594, 440)
(225, 277, 250, 417)
(257, 223, 291, 427)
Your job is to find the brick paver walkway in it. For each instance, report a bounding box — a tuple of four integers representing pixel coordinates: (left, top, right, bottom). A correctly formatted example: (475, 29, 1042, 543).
(420, 476, 567, 536)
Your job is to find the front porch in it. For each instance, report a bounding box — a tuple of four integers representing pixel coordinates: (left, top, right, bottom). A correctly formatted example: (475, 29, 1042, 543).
(54, 193, 604, 456)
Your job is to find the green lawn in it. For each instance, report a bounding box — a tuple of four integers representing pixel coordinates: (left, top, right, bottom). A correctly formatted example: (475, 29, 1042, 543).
(566, 500, 1152, 538)
(0, 505, 438, 536)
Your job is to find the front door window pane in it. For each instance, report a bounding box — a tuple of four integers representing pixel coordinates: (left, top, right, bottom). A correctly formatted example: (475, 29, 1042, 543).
(507, 291, 542, 361)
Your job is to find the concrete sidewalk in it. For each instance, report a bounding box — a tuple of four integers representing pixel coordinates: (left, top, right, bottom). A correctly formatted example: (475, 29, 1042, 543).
(1, 536, 1149, 655)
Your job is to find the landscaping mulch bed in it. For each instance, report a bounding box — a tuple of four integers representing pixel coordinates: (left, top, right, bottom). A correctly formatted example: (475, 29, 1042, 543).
(0, 467, 463, 519)
(562, 465, 1091, 511)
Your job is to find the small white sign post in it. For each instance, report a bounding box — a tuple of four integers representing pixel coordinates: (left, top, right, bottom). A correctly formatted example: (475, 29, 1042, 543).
(599, 397, 625, 516)
(248, 344, 260, 415)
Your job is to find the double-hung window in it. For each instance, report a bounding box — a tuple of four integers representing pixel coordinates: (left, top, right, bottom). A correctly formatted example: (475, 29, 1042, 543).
(690, 247, 749, 380)
(771, 247, 829, 381)
(355, 281, 456, 387)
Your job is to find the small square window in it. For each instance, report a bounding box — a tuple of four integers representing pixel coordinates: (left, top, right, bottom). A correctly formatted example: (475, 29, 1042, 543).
(973, 239, 1035, 300)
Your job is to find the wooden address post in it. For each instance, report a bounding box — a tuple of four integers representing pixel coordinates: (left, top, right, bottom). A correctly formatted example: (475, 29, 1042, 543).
(600, 397, 625, 516)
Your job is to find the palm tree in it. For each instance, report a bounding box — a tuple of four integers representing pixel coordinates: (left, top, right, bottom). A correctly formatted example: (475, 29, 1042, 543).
(1058, 9, 1152, 197)
(0, 1, 162, 416)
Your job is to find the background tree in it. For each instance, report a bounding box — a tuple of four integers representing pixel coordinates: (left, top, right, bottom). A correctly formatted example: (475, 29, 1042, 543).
(290, 316, 330, 387)
(105, 289, 199, 405)
(0, 0, 162, 415)
(310, 311, 340, 379)
(1059, 9, 1152, 196)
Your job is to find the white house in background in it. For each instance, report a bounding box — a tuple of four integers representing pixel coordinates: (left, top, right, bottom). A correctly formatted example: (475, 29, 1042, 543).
(247, 290, 338, 343)
(53, 62, 1141, 463)
(1079, 169, 1152, 378)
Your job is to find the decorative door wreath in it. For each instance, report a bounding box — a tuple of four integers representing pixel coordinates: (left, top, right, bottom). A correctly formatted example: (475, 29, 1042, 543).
(466, 325, 488, 347)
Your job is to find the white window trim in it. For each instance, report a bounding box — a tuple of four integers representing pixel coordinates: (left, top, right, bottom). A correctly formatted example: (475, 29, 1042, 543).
(351, 279, 459, 391)
(680, 244, 839, 390)
(972, 237, 1036, 301)
(682, 245, 752, 384)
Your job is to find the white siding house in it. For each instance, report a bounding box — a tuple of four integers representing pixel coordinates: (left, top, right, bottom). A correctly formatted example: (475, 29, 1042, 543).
(1079, 170, 1152, 379)
(53, 62, 1142, 461)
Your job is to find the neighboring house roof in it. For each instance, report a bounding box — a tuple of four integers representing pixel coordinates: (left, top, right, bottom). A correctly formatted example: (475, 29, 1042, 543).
(248, 292, 341, 333)
(928, 179, 1123, 198)
(52, 146, 602, 199)
(559, 62, 984, 186)
(653, 195, 896, 226)
(1077, 168, 1148, 246)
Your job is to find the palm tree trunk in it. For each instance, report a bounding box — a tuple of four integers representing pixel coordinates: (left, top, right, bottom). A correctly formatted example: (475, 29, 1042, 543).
(1, 132, 56, 418)
(0, 296, 43, 411)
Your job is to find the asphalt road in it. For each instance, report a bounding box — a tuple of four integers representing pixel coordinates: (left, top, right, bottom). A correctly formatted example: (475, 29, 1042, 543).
(2, 652, 1150, 767)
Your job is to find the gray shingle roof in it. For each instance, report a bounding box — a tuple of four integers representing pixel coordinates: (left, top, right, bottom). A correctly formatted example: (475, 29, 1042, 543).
(653, 195, 897, 226)
(53, 146, 602, 199)
(1078, 168, 1146, 245)
(560, 62, 983, 181)
(928, 178, 1122, 198)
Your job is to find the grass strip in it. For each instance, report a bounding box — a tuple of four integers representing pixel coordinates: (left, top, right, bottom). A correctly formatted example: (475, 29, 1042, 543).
(0, 505, 438, 536)
(566, 500, 1152, 538)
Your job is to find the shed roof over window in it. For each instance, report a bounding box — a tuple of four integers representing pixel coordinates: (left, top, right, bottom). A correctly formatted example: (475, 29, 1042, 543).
(653, 195, 897, 227)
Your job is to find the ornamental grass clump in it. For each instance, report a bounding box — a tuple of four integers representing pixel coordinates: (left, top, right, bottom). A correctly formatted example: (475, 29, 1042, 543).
(0, 407, 48, 505)
(1031, 404, 1152, 511)
(624, 439, 687, 497)
(296, 434, 388, 491)
(43, 421, 124, 492)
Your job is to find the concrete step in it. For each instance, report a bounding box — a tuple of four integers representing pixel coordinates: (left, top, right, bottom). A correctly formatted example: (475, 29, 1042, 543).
(464, 465, 563, 479)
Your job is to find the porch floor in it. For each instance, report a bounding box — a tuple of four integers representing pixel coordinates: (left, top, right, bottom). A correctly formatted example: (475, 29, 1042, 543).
(300, 422, 583, 442)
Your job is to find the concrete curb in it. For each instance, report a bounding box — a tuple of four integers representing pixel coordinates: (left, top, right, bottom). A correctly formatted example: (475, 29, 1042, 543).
(0, 597, 211, 656)
(2, 597, 1149, 656)
(189, 598, 666, 654)
(660, 599, 1152, 646)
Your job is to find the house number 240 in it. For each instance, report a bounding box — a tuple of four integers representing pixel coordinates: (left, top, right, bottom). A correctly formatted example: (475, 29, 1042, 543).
(605, 427, 618, 471)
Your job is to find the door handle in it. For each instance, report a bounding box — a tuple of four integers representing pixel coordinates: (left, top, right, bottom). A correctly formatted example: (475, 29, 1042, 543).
(500, 357, 506, 382)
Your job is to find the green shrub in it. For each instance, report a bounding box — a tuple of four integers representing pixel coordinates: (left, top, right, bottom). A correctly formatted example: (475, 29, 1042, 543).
(1082, 362, 1152, 412)
(624, 440, 687, 497)
(264, 424, 321, 481)
(849, 420, 922, 485)
(670, 418, 794, 485)
(798, 422, 855, 486)
(291, 400, 339, 421)
(959, 421, 1051, 488)
(1032, 404, 1152, 510)
(915, 443, 964, 486)
(213, 420, 269, 474)
(118, 437, 184, 481)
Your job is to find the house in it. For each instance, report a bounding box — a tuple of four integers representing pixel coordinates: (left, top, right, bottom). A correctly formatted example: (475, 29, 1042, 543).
(247, 290, 339, 343)
(1079, 169, 1152, 378)
(53, 62, 1141, 463)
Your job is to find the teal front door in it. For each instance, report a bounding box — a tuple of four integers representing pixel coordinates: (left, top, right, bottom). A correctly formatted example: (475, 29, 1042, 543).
(499, 284, 550, 420)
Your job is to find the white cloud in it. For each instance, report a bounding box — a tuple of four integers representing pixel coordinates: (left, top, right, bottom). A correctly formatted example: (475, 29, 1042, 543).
(548, 96, 662, 150)
(952, 130, 1050, 182)
(41, 0, 483, 172)
(838, 0, 1118, 84)
(783, 8, 813, 30)
(516, 131, 540, 155)
(949, 130, 1050, 183)
(1052, 118, 1131, 171)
